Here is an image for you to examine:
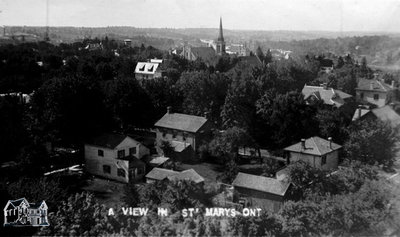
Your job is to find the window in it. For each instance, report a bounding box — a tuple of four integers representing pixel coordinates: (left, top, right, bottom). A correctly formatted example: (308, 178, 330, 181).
(162, 132, 166, 137)
(137, 168, 144, 175)
(98, 149, 104, 157)
(321, 155, 327, 165)
(118, 150, 125, 159)
(103, 165, 111, 174)
(172, 133, 177, 139)
(374, 94, 379, 100)
(139, 64, 145, 71)
(117, 168, 126, 177)
(129, 147, 137, 156)
(360, 93, 364, 99)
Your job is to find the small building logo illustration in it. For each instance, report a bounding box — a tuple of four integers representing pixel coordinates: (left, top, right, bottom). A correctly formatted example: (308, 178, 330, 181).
(3, 198, 49, 227)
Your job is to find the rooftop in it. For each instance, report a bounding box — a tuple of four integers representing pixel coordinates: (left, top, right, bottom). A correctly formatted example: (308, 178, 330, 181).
(134, 62, 160, 75)
(302, 85, 352, 107)
(87, 133, 129, 149)
(356, 78, 392, 92)
(372, 105, 400, 128)
(284, 136, 342, 156)
(145, 168, 205, 184)
(190, 47, 216, 64)
(154, 112, 208, 133)
(232, 172, 290, 196)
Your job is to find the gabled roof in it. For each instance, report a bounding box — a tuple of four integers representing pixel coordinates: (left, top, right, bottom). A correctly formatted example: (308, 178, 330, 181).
(168, 169, 205, 184)
(190, 47, 216, 63)
(284, 136, 342, 156)
(149, 156, 170, 166)
(145, 168, 205, 184)
(154, 112, 208, 133)
(87, 133, 130, 149)
(146, 168, 179, 181)
(171, 140, 191, 152)
(356, 78, 392, 92)
(232, 172, 290, 196)
(134, 62, 160, 75)
(238, 55, 262, 67)
(302, 85, 352, 107)
(352, 108, 372, 121)
(372, 105, 400, 128)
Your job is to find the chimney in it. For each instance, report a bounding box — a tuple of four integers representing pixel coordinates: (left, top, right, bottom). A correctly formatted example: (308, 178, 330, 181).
(391, 80, 395, 89)
(320, 83, 328, 90)
(204, 111, 209, 119)
(390, 102, 395, 109)
(328, 137, 332, 149)
(167, 106, 172, 114)
(370, 82, 374, 90)
(358, 105, 363, 119)
(301, 139, 306, 150)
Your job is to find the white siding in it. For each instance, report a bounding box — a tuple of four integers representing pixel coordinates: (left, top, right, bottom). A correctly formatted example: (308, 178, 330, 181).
(289, 151, 339, 170)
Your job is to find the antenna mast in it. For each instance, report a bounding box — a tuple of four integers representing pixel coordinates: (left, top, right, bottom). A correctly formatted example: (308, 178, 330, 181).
(44, 0, 50, 41)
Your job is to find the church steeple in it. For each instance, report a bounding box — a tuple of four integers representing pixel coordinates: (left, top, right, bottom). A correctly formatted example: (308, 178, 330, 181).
(216, 17, 225, 55)
(218, 17, 224, 42)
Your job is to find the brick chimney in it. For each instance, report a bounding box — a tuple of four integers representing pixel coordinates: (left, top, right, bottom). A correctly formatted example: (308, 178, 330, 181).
(301, 139, 306, 150)
(328, 137, 332, 149)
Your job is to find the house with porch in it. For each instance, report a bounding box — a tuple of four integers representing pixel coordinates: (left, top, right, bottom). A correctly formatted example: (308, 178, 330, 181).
(284, 136, 342, 170)
(84, 133, 149, 183)
(232, 172, 291, 213)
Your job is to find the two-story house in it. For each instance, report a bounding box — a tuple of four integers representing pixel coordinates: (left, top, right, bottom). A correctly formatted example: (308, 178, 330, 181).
(154, 107, 212, 160)
(232, 172, 291, 213)
(356, 78, 395, 108)
(84, 133, 149, 183)
(284, 136, 342, 170)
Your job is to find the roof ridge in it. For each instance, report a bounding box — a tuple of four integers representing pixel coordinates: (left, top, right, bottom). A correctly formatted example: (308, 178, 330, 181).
(310, 137, 322, 155)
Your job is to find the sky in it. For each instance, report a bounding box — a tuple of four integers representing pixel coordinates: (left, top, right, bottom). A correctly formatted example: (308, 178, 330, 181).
(1, 0, 400, 32)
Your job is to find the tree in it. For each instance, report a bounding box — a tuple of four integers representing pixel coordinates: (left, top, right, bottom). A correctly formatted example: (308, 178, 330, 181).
(208, 126, 255, 163)
(255, 91, 318, 149)
(37, 192, 115, 236)
(255, 46, 265, 63)
(221, 69, 259, 131)
(344, 119, 399, 168)
(31, 75, 111, 145)
(176, 71, 230, 125)
(104, 77, 155, 129)
(264, 49, 273, 64)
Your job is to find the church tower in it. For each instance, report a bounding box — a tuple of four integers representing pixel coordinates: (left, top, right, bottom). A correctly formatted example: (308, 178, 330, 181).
(216, 17, 226, 55)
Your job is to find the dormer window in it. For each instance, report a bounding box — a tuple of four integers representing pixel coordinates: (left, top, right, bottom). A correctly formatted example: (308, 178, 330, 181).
(139, 64, 145, 71)
(148, 65, 154, 72)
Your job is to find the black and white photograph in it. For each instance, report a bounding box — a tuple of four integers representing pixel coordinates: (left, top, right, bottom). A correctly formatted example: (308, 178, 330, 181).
(1, 0, 400, 236)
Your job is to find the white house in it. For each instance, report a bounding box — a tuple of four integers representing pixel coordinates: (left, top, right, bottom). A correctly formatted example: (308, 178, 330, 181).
(355, 78, 395, 108)
(84, 133, 150, 183)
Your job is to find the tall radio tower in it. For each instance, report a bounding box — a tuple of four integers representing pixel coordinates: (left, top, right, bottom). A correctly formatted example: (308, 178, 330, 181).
(44, 0, 50, 41)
